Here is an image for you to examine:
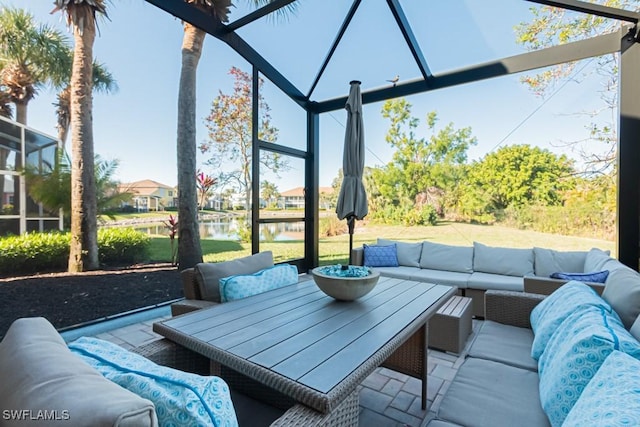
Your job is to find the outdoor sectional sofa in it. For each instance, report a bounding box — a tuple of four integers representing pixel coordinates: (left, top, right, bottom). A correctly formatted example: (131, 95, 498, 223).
(353, 238, 621, 317)
(426, 277, 640, 426)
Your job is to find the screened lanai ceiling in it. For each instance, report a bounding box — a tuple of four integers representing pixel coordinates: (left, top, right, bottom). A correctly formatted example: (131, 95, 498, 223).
(147, 0, 637, 112)
(145, 0, 640, 270)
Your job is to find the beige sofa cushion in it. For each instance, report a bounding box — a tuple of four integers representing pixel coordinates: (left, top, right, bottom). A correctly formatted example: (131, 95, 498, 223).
(533, 247, 587, 277)
(195, 251, 274, 302)
(473, 242, 534, 277)
(378, 238, 422, 267)
(583, 248, 612, 272)
(0, 317, 157, 427)
(419, 241, 474, 273)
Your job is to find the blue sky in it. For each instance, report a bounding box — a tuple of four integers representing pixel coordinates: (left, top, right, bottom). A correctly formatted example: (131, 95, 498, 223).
(17, 1, 610, 192)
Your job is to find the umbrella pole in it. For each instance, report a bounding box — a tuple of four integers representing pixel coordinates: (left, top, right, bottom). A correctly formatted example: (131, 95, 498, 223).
(348, 216, 355, 266)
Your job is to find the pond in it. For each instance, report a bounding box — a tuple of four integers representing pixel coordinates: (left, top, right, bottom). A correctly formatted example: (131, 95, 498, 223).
(133, 216, 304, 242)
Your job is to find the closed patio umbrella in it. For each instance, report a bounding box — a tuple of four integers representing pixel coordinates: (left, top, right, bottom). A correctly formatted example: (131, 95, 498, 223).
(336, 80, 368, 265)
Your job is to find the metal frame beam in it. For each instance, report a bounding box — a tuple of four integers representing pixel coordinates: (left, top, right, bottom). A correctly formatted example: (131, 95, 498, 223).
(251, 66, 260, 254)
(618, 26, 640, 270)
(305, 111, 320, 271)
(314, 30, 621, 113)
(386, 0, 432, 81)
(145, 0, 308, 109)
(226, 0, 297, 32)
(307, 0, 362, 99)
(526, 0, 639, 23)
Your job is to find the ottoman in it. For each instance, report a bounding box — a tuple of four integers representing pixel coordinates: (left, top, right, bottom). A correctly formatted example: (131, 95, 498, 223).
(429, 295, 472, 353)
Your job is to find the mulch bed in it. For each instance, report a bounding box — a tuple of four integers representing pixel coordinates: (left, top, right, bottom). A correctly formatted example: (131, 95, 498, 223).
(0, 263, 183, 339)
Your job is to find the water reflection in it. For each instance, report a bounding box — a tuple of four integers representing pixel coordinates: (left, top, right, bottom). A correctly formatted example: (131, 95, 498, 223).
(134, 217, 304, 241)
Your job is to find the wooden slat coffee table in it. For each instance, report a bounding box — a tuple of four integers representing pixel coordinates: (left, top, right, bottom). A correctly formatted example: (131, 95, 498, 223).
(154, 275, 455, 415)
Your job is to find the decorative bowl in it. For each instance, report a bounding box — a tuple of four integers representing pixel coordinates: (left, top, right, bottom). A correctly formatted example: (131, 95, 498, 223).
(311, 266, 380, 301)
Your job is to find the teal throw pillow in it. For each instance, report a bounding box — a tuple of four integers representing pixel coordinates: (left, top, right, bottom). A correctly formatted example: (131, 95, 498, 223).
(538, 306, 640, 427)
(550, 270, 609, 283)
(69, 337, 238, 427)
(219, 264, 298, 302)
(563, 350, 640, 426)
(530, 281, 611, 360)
(363, 244, 398, 267)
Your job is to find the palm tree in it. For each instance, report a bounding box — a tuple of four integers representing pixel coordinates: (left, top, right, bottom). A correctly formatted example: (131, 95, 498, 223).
(0, 88, 11, 118)
(54, 59, 117, 150)
(25, 153, 132, 227)
(52, 0, 107, 272)
(0, 7, 69, 124)
(0, 7, 70, 220)
(176, 0, 295, 269)
(176, 0, 231, 269)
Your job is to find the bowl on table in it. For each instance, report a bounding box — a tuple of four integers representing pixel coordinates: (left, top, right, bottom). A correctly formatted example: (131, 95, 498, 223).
(311, 265, 380, 301)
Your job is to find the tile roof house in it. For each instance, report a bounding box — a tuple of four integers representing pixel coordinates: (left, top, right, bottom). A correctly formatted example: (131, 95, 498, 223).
(118, 180, 176, 212)
(280, 186, 334, 209)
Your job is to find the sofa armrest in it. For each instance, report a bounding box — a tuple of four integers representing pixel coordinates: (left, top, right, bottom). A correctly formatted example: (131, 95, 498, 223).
(524, 276, 604, 296)
(485, 290, 546, 329)
(180, 268, 201, 300)
(351, 247, 364, 266)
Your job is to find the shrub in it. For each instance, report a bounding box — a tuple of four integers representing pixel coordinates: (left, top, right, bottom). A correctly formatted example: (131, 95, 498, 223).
(0, 228, 151, 275)
(98, 228, 150, 265)
(320, 216, 347, 237)
(0, 232, 70, 275)
(371, 205, 438, 226)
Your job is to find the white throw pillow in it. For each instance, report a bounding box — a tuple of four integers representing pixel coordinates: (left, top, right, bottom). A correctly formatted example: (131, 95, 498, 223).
(473, 242, 534, 277)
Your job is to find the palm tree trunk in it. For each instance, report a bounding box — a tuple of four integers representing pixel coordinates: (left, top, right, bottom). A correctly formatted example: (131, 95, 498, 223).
(14, 102, 27, 125)
(56, 87, 71, 151)
(68, 19, 99, 272)
(176, 23, 205, 269)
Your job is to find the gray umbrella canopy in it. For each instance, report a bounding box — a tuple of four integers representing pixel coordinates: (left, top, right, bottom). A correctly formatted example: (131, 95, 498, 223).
(336, 81, 368, 264)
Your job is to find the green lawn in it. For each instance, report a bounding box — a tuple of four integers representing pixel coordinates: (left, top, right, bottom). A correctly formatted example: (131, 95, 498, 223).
(147, 221, 615, 265)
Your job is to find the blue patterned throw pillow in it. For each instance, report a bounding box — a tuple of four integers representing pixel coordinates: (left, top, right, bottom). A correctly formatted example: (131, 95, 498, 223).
(538, 306, 640, 427)
(529, 281, 611, 360)
(219, 264, 298, 302)
(563, 350, 640, 426)
(69, 337, 238, 427)
(550, 270, 609, 283)
(363, 244, 398, 267)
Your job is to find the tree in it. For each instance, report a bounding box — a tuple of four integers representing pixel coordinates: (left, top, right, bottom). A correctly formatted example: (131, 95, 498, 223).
(175, 0, 231, 270)
(374, 99, 476, 215)
(260, 180, 280, 208)
(514, 1, 638, 173)
(196, 171, 217, 210)
(55, 59, 117, 150)
(0, 88, 11, 118)
(0, 7, 69, 124)
(25, 153, 132, 226)
(202, 66, 286, 211)
(175, 1, 296, 270)
(459, 144, 575, 221)
(0, 7, 70, 220)
(52, 0, 107, 272)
